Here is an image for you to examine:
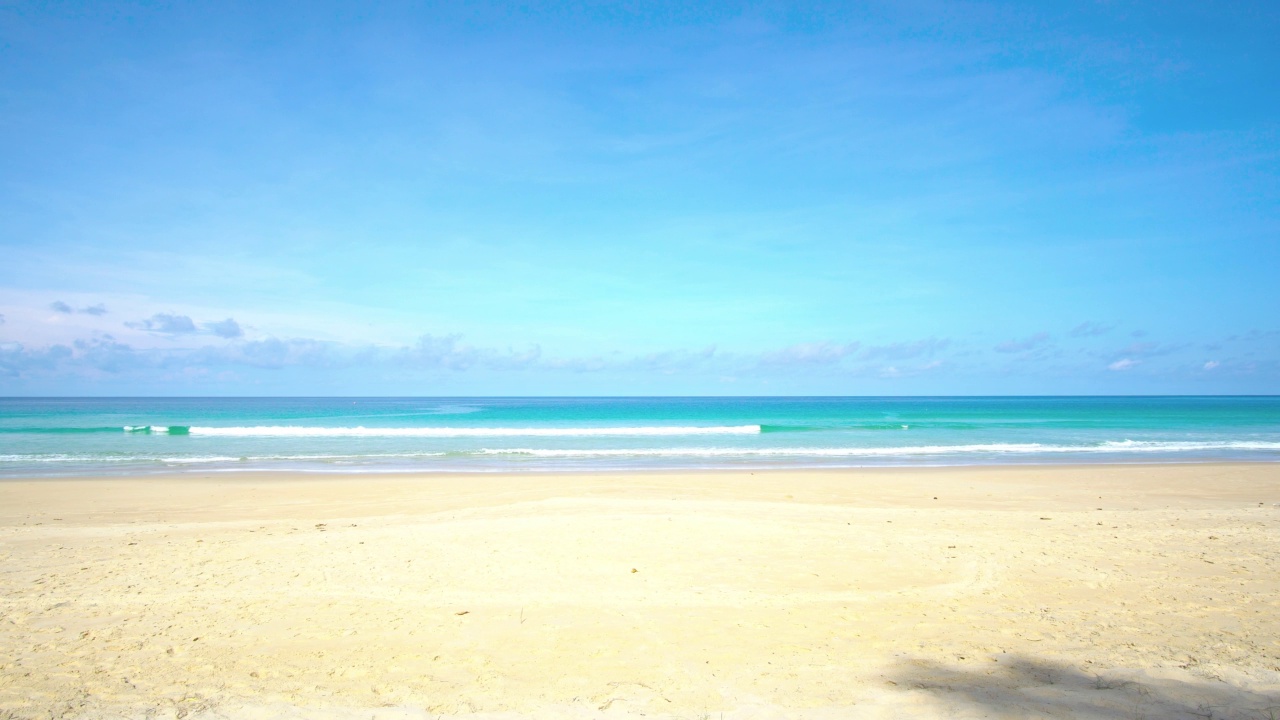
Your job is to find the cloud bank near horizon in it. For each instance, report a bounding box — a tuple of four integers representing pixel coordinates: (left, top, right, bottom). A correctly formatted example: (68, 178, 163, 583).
(1, 307, 1272, 395)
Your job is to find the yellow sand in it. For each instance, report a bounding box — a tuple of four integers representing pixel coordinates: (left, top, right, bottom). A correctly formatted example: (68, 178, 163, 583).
(2, 464, 1279, 719)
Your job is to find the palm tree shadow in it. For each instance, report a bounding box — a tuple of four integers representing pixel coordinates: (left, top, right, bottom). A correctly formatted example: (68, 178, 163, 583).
(886, 655, 1280, 719)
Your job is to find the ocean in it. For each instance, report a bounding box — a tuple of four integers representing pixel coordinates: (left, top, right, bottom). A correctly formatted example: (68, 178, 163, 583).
(1, 396, 1278, 476)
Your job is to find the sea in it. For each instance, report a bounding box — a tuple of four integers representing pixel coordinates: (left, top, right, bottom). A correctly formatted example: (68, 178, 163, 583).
(1, 396, 1278, 477)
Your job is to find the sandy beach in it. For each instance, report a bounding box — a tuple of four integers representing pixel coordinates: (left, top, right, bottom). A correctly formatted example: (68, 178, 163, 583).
(2, 464, 1279, 719)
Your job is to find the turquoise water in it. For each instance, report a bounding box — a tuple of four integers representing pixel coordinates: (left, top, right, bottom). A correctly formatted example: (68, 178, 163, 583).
(1, 396, 1279, 476)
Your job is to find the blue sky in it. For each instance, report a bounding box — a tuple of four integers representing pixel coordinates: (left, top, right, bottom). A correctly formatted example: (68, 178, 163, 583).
(1, 1, 1277, 395)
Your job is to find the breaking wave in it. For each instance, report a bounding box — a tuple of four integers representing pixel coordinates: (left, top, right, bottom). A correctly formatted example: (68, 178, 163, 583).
(2, 439, 1277, 474)
(183, 425, 762, 438)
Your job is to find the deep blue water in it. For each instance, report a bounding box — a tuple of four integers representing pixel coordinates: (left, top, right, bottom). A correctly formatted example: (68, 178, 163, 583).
(1, 396, 1278, 476)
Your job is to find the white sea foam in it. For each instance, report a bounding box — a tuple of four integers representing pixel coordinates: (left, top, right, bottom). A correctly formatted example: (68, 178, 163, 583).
(0, 454, 139, 463)
(186, 425, 762, 438)
(3, 440, 1278, 468)
(0, 452, 450, 465)
(1097, 440, 1280, 452)
(157, 452, 449, 464)
(479, 440, 1280, 458)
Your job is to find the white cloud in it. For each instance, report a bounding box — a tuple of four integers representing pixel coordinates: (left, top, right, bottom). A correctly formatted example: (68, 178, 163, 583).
(1108, 358, 1137, 371)
(1203, 360, 1220, 370)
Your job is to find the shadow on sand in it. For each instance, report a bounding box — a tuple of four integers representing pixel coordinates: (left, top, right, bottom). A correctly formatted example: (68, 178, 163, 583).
(886, 654, 1280, 720)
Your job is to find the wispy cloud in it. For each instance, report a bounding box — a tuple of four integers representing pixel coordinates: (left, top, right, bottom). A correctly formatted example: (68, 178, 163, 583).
(860, 338, 950, 361)
(547, 346, 719, 374)
(1111, 340, 1185, 359)
(995, 332, 1051, 353)
(760, 341, 859, 366)
(0, 332, 834, 380)
(126, 313, 198, 334)
(1069, 321, 1112, 338)
(395, 334, 544, 371)
(214, 338, 358, 370)
(49, 301, 108, 316)
(877, 359, 946, 379)
(1, 326, 1275, 392)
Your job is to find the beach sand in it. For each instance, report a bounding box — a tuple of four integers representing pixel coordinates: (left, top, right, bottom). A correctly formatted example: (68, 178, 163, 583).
(2, 464, 1279, 719)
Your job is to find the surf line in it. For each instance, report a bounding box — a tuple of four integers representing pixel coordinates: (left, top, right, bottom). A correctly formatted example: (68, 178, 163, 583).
(123, 426, 190, 435)
(178, 425, 764, 438)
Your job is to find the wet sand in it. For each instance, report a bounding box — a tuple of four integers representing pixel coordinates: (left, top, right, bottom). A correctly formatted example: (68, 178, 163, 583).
(2, 464, 1279, 719)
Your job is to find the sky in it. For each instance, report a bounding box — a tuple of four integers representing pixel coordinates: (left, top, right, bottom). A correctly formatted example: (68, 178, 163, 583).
(0, 0, 1277, 395)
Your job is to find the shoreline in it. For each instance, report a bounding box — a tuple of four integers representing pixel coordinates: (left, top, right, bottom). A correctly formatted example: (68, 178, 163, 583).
(3, 456, 1279, 479)
(3, 464, 1279, 718)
